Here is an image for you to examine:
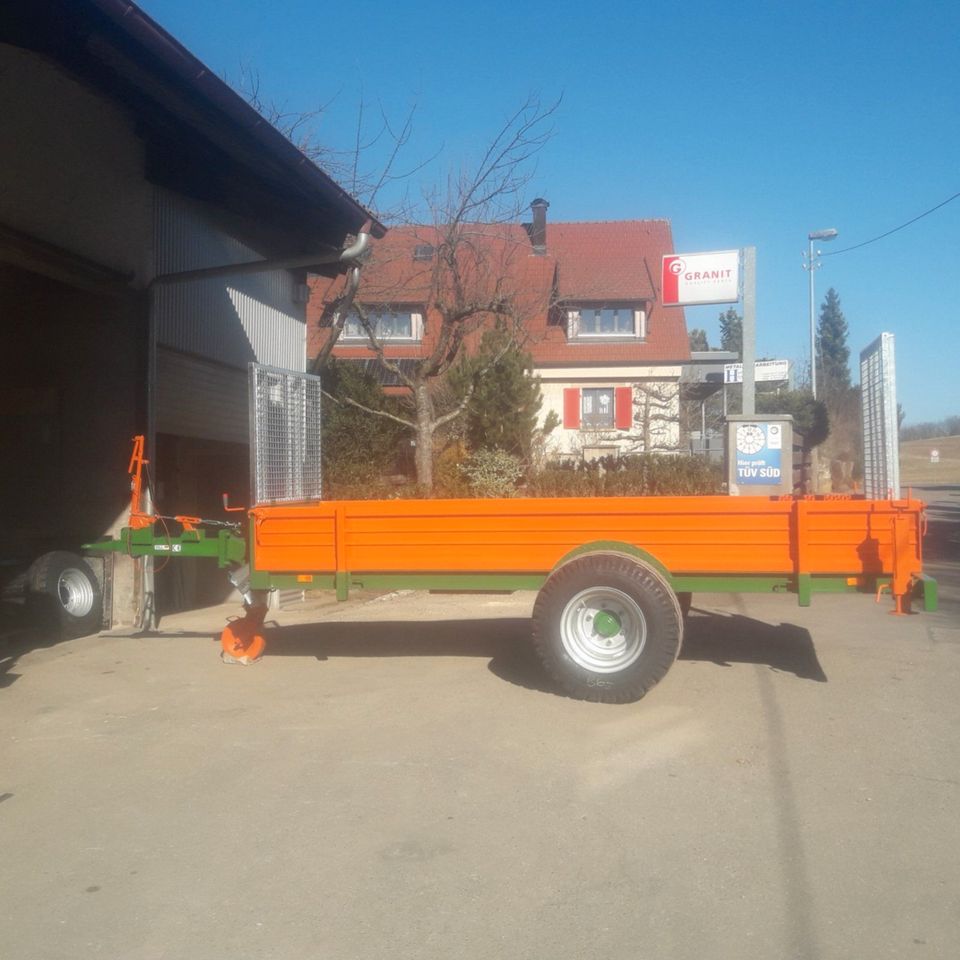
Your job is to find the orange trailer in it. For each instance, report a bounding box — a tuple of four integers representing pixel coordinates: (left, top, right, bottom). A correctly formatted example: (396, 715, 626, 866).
(89, 448, 935, 702)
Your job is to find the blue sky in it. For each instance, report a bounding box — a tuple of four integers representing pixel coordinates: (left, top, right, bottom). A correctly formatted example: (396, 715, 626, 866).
(139, 0, 959, 426)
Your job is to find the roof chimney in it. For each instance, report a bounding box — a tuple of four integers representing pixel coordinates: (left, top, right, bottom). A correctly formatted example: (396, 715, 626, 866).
(530, 198, 549, 255)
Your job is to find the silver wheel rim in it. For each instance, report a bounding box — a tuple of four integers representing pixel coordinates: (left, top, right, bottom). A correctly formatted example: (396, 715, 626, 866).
(57, 568, 95, 617)
(560, 586, 646, 673)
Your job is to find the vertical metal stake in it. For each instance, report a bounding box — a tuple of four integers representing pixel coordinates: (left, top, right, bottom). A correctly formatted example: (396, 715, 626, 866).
(741, 246, 757, 417)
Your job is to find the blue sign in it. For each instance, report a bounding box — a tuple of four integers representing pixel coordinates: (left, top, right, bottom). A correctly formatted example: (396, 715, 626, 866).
(734, 423, 783, 485)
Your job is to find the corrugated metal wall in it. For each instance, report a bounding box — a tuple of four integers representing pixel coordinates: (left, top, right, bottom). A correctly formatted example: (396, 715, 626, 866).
(153, 190, 306, 372)
(156, 350, 248, 444)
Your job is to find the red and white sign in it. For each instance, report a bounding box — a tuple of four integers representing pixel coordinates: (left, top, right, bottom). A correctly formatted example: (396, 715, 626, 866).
(661, 250, 740, 306)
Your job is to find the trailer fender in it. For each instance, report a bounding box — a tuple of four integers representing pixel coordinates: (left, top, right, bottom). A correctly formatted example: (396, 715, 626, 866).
(551, 541, 672, 582)
(551, 542, 694, 617)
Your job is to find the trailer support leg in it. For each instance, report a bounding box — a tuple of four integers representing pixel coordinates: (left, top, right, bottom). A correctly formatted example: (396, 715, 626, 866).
(220, 596, 268, 664)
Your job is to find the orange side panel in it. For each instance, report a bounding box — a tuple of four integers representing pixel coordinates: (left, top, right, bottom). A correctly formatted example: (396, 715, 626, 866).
(250, 495, 923, 582)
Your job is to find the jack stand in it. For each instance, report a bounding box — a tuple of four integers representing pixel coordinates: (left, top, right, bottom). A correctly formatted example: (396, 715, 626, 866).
(220, 599, 268, 664)
(876, 583, 911, 616)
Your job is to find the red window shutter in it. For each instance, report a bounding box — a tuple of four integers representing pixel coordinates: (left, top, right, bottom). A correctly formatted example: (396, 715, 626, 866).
(563, 388, 581, 429)
(615, 387, 633, 430)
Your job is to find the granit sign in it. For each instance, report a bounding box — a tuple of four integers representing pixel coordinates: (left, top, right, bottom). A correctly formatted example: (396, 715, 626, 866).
(661, 250, 740, 306)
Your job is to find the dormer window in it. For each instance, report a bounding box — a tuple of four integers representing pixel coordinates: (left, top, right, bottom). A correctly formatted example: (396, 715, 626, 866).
(567, 305, 646, 340)
(343, 307, 423, 342)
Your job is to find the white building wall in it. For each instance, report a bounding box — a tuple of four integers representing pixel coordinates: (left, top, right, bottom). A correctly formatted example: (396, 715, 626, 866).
(536, 365, 683, 459)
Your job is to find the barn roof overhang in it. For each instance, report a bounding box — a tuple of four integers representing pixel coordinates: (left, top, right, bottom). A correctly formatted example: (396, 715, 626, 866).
(0, 0, 385, 271)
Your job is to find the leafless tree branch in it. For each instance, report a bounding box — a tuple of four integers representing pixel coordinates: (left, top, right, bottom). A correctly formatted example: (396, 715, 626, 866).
(320, 387, 416, 430)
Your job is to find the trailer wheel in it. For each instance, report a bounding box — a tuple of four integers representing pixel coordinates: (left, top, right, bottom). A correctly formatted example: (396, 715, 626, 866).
(532, 553, 682, 703)
(27, 551, 103, 638)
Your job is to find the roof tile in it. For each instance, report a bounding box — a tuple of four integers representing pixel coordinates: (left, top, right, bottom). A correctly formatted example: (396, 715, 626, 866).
(308, 218, 689, 367)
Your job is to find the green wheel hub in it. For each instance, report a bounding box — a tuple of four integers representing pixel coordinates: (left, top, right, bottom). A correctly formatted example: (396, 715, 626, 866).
(592, 609, 622, 638)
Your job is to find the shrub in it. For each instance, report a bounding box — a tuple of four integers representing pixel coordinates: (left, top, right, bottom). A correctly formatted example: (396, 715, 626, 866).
(433, 442, 471, 498)
(526, 463, 599, 498)
(527, 454, 722, 498)
(460, 448, 524, 498)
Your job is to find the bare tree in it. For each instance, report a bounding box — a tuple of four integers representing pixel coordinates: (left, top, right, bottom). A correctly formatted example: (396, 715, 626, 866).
(235, 64, 435, 222)
(313, 96, 560, 488)
(596, 382, 681, 455)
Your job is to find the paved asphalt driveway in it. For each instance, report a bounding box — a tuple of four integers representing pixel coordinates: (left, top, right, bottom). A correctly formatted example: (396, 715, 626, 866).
(2, 500, 958, 960)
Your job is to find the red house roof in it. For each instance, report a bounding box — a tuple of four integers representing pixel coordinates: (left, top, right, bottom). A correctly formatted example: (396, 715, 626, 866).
(308, 216, 689, 367)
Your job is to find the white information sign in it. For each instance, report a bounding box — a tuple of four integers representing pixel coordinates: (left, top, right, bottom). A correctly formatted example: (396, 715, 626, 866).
(723, 359, 790, 384)
(734, 422, 783, 485)
(661, 250, 740, 306)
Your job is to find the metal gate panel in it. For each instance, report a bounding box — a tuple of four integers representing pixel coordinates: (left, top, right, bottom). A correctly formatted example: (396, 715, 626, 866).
(860, 333, 899, 500)
(249, 363, 323, 505)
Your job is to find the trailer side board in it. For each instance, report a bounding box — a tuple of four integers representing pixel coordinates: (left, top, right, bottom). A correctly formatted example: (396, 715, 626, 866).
(247, 494, 927, 606)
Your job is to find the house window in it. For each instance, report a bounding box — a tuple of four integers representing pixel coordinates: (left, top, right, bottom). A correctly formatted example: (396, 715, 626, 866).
(563, 386, 634, 431)
(343, 308, 422, 341)
(568, 306, 645, 339)
(581, 388, 615, 428)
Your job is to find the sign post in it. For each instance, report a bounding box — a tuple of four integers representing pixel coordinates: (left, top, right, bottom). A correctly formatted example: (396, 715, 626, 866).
(663, 246, 773, 491)
(741, 247, 756, 415)
(661, 247, 755, 412)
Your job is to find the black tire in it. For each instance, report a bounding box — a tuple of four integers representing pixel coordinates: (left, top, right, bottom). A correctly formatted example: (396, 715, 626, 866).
(27, 551, 103, 638)
(532, 553, 682, 703)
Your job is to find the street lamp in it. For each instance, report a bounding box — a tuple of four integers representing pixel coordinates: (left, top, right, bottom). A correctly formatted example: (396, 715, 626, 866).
(805, 228, 838, 399)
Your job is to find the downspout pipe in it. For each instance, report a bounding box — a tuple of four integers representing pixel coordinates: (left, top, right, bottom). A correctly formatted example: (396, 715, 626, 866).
(332, 230, 370, 322)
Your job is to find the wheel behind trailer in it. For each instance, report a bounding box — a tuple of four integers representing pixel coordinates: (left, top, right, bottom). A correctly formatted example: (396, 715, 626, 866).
(532, 552, 684, 703)
(26, 551, 103, 638)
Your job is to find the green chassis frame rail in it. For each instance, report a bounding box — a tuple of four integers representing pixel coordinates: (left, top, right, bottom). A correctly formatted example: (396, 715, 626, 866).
(86, 525, 247, 568)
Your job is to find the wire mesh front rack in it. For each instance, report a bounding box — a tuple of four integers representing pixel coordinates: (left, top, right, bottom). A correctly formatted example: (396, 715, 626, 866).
(860, 333, 899, 500)
(249, 363, 323, 505)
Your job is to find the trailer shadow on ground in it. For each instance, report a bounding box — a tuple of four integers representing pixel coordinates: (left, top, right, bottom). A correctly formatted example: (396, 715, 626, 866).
(244, 611, 827, 692)
(1, 610, 826, 694)
(680, 610, 826, 682)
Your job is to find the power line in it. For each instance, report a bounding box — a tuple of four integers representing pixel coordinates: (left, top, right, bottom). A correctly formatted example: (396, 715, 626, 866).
(822, 189, 960, 256)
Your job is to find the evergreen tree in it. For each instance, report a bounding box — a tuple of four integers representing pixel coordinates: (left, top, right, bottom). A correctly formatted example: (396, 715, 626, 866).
(452, 328, 544, 458)
(718, 308, 743, 358)
(756, 391, 829, 449)
(817, 287, 851, 399)
(320, 359, 407, 486)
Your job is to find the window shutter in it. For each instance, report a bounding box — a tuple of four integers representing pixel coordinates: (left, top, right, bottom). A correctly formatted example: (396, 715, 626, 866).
(563, 388, 581, 429)
(615, 387, 633, 430)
